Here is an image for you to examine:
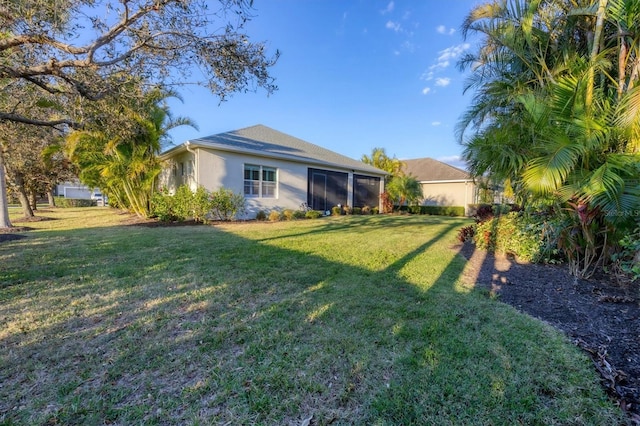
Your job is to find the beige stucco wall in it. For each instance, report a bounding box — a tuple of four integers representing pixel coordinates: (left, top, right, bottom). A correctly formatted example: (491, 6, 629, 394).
(157, 152, 196, 194)
(196, 149, 309, 217)
(420, 180, 477, 215)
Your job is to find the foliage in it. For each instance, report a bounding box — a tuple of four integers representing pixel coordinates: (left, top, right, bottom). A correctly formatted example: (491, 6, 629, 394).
(293, 210, 306, 220)
(53, 197, 95, 208)
(612, 227, 640, 281)
(361, 147, 405, 178)
(0, 0, 278, 128)
(352, 207, 362, 215)
(331, 206, 342, 216)
(255, 210, 267, 221)
(151, 185, 245, 222)
(401, 205, 466, 217)
(282, 209, 295, 221)
(66, 87, 194, 218)
(305, 210, 322, 219)
(209, 188, 246, 221)
(268, 210, 281, 222)
(458, 0, 640, 275)
(150, 188, 180, 222)
(474, 212, 547, 263)
(386, 175, 422, 209)
(380, 192, 393, 214)
(556, 203, 610, 279)
(457, 225, 475, 243)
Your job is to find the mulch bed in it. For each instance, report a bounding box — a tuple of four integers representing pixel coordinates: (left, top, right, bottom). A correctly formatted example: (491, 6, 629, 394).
(458, 241, 640, 424)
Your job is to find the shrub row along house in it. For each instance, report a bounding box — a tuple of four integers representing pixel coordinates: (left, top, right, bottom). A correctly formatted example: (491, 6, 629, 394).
(158, 125, 387, 218)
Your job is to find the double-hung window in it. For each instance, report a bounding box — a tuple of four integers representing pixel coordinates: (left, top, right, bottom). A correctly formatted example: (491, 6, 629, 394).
(244, 164, 277, 198)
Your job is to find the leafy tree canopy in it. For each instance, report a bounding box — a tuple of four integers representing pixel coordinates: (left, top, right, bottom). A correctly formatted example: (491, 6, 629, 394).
(0, 0, 279, 128)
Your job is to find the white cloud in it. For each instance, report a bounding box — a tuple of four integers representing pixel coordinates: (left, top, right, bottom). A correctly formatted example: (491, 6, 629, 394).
(420, 71, 434, 81)
(438, 43, 471, 62)
(422, 87, 431, 95)
(431, 121, 441, 126)
(381, 1, 394, 14)
(437, 25, 456, 35)
(386, 20, 401, 32)
(435, 77, 451, 87)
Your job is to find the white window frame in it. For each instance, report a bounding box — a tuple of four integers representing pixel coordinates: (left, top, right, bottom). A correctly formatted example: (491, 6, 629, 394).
(244, 164, 277, 198)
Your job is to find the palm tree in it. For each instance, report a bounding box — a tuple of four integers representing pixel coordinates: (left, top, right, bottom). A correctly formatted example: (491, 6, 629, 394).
(386, 175, 423, 210)
(361, 147, 405, 178)
(67, 87, 196, 217)
(458, 0, 640, 276)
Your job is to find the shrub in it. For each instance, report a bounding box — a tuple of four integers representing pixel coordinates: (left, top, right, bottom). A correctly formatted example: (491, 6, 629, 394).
(457, 225, 475, 243)
(474, 204, 494, 223)
(255, 210, 267, 221)
(353, 207, 362, 215)
(293, 210, 306, 220)
(305, 210, 322, 219)
(150, 189, 179, 221)
(172, 185, 194, 221)
(282, 209, 295, 220)
(209, 188, 246, 221)
(474, 212, 546, 263)
(268, 210, 281, 221)
(331, 206, 342, 216)
(398, 205, 466, 217)
(192, 186, 212, 223)
(380, 192, 393, 214)
(361, 205, 371, 215)
(612, 227, 640, 281)
(53, 197, 94, 208)
(343, 205, 352, 215)
(372, 207, 379, 214)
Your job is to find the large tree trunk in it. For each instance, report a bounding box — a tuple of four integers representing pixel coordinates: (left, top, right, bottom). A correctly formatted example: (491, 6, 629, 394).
(29, 191, 37, 211)
(18, 188, 34, 218)
(0, 149, 12, 228)
(47, 189, 56, 207)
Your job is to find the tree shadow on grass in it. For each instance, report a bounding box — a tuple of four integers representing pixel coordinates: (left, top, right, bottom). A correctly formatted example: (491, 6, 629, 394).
(0, 218, 624, 425)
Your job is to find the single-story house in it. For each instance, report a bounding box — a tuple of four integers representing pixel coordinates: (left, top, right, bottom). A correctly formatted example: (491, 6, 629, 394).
(402, 157, 478, 216)
(158, 125, 387, 218)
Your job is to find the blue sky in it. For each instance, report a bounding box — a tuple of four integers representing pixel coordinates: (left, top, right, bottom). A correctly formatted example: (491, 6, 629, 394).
(166, 1, 480, 169)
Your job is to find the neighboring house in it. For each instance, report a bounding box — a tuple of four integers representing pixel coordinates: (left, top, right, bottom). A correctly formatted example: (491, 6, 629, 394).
(158, 125, 387, 218)
(55, 180, 92, 199)
(402, 157, 478, 216)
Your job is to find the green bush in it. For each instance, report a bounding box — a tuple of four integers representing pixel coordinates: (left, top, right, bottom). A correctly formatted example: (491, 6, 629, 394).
(372, 207, 379, 215)
(361, 205, 371, 215)
(473, 212, 546, 263)
(190, 186, 212, 222)
(53, 197, 95, 208)
(398, 205, 466, 217)
(151, 185, 246, 222)
(255, 210, 267, 221)
(352, 207, 362, 215)
(331, 206, 342, 216)
(209, 188, 246, 221)
(150, 189, 179, 221)
(612, 227, 640, 281)
(305, 210, 322, 219)
(293, 210, 306, 220)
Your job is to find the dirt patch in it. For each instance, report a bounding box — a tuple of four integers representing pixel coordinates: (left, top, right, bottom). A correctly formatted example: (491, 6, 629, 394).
(12, 216, 57, 223)
(458, 241, 640, 423)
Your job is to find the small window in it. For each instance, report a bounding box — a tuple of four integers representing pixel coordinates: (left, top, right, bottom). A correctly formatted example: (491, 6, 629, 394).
(244, 164, 277, 198)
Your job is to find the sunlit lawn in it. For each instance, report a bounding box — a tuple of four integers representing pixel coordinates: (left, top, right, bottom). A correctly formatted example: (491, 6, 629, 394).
(0, 208, 623, 425)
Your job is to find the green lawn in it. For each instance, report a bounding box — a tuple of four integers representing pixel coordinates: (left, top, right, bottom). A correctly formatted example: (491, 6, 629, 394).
(0, 208, 623, 425)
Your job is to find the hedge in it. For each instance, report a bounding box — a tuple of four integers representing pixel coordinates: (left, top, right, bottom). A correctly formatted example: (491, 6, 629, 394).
(398, 205, 466, 217)
(53, 197, 95, 208)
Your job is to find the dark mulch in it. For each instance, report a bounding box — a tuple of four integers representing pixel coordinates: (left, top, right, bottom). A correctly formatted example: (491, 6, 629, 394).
(458, 241, 640, 424)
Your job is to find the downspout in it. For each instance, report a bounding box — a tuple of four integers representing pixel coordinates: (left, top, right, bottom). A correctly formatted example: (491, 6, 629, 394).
(185, 141, 198, 189)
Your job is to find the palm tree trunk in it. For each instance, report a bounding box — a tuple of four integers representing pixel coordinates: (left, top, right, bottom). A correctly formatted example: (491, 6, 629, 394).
(587, 0, 608, 108)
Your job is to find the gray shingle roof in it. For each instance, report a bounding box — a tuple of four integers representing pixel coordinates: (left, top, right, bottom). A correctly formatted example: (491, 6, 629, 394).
(163, 124, 386, 176)
(403, 157, 471, 181)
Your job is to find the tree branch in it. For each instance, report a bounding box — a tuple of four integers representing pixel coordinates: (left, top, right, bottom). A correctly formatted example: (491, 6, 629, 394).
(0, 113, 80, 130)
